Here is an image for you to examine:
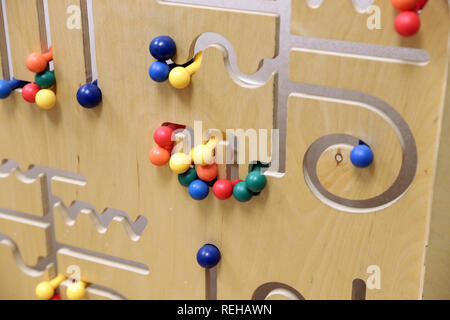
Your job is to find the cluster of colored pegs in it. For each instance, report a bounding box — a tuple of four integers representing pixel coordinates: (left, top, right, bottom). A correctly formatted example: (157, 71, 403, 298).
(391, 0, 428, 37)
(35, 274, 87, 300)
(149, 125, 269, 202)
(148, 35, 202, 89)
(175, 138, 218, 201)
(173, 137, 217, 200)
(179, 162, 268, 202)
(23, 47, 57, 109)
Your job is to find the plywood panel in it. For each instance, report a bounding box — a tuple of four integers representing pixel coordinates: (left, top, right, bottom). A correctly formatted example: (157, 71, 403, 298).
(214, 0, 449, 300)
(311, 103, 402, 200)
(0, 175, 44, 216)
(0, 0, 447, 301)
(291, 0, 440, 49)
(4, 0, 42, 81)
(57, 249, 151, 300)
(423, 35, 450, 299)
(213, 98, 419, 299)
(148, 0, 278, 74)
(42, 0, 276, 300)
(0, 213, 49, 266)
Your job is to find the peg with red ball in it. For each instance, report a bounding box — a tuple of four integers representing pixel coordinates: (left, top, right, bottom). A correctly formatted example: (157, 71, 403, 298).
(22, 83, 41, 103)
(154, 125, 174, 149)
(394, 11, 421, 37)
(212, 179, 233, 200)
(391, 0, 425, 37)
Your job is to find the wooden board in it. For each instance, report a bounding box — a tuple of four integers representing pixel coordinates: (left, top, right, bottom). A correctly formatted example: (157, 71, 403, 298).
(0, 175, 44, 216)
(291, 0, 424, 49)
(0, 0, 448, 300)
(4, 0, 43, 82)
(423, 33, 450, 300)
(0, 212, 49, 265)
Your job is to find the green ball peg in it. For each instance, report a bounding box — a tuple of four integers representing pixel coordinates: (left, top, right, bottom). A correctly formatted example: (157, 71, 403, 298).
(35, 70, 55, 89)
(178, 167, 198, 187)
(246, 171, 267, 193)
(233, 182, 253, 202)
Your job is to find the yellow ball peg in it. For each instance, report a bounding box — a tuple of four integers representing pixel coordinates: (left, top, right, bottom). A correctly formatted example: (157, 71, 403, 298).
(35, 274, 66, 300)
(169, 67, 191, 89)
(35, 89, 56, 110)
(66, 281, 87, 300)
(191, 137, 217, 165)
(169, 152, 191, 174)
(168, 52, 203, 89)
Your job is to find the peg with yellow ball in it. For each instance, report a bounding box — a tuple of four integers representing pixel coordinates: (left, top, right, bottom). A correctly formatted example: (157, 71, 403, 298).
(35, 274, 67, 300)
(35, 89, 57, 110)
(169, 52, 203, 89)
(191, 137, 218, 165)
(66, 281, 87, 300)
(169, 152, 191, 174)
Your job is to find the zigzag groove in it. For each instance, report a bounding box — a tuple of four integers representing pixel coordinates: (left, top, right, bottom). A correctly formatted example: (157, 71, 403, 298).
(53, 198, 148, 242)
(0, 160, 46, 183)
(0, 159, 86, 185)
(0, 160, 148, 238)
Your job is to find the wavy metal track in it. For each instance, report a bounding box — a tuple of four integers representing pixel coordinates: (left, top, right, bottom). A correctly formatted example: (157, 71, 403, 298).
(0, 233, 53, 276)
(54, 199, 148, 241)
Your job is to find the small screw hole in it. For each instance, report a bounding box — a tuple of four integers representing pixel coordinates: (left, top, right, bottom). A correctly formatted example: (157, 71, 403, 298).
(335, 153, 343, 164)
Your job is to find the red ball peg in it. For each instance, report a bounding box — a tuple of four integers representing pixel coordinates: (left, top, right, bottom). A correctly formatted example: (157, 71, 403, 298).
(391, 0, 417, 11)
(154, 126, 174, 149)
(149, 146, 170, 166)
(212, 179, 233, 200)
(394, 11, 421, 37)
(22, 83, 41, 103)
(26, 47, 53, 73)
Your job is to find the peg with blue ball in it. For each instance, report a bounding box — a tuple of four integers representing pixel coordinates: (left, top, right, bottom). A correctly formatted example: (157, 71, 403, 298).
(350, 143, 374, 168)
(197, 244, 221, 269)
(77, 80, 102, 109)
(0, 78, 29, 99)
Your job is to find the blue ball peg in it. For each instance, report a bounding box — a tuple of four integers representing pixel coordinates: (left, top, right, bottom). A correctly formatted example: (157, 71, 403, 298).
(188, 179, 209, 201)
(149, 61, 171, 82)
(350, 144, 374, 168)
(77, 80, 102, 109)
(0, 78, 28, 99)
(197, 244, 221, 269)
(149, 36, 176, 61)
